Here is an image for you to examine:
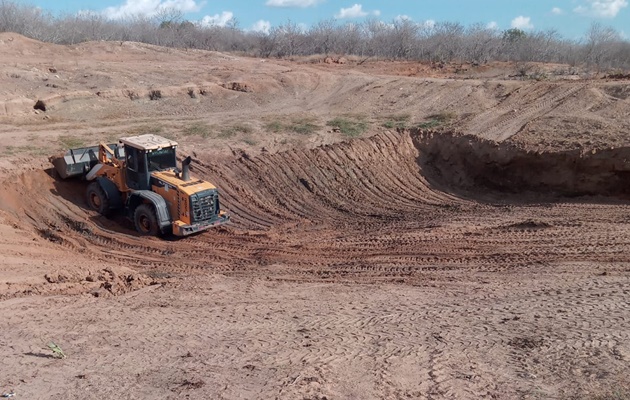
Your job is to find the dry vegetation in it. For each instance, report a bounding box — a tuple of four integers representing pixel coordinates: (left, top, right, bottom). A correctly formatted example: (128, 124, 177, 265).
(1, 0, 630, 71)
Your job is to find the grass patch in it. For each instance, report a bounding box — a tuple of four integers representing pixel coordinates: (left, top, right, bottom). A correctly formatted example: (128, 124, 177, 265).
(182, 122, 212, 138)
(417, 112, 456, 129)
(3, 145, 48, 156)
(219, 123, 253, 139)
(127, 124, 165, 136)
(181, 122, 255, 140)
(105, 132, 121, 143)
(242, 137, 257, 146)
(289, 120, 319, 135)
(159, 131, 177, 140)
(382, 114, 411, 129)
(265, 117, 320, 135)
(265, 121, 283, 133)
(58, 135, 86, 149)
(327, 117, 368, 137)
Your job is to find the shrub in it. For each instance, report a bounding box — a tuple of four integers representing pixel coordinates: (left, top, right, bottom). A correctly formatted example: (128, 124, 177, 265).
(148, 90, 162, 100)
(183, 122, 212, 138)
(327, 117, 367, 137)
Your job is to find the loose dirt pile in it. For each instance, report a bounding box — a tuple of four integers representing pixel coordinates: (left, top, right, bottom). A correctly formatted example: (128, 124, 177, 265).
(2, 34, 630, 399)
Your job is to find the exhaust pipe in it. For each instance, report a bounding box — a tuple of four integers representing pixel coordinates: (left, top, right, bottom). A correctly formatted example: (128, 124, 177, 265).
(182, 156, 192, 182)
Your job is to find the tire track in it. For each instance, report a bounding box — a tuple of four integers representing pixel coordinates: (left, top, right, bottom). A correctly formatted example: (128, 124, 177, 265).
(465, 82, 588, 142)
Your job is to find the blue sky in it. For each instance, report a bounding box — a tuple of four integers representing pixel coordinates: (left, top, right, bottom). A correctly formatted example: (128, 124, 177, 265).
(20, 0, 630, 39)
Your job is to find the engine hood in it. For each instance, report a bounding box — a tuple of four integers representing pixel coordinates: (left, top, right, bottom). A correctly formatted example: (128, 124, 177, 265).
(151, 169, 217, 196)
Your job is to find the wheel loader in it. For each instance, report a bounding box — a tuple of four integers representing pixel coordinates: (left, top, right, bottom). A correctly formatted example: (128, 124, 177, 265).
(51, 134, 229, 236)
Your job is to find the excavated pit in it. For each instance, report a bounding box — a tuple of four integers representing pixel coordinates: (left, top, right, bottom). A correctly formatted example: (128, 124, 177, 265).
(415, 130, 630, 198)
(2, 130, 630, 290)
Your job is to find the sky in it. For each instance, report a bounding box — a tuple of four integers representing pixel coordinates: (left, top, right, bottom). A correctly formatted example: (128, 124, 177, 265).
(18, 0, 630, 39)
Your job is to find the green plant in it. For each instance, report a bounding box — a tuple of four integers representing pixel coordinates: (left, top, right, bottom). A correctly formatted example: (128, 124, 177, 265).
(264, 121, 283, 133)
(327, 117, 367, 137)
(417, 112, 456, 129)
(382, 114, 411, 129)
(219, 123, 252, 138)
(265, 118, 319, 135)
(288, 119, 318, 135)
(47, 342, 66, 359)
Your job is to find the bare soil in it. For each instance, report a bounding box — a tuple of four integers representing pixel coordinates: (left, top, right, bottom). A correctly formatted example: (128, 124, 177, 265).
(2, 33, 630, 399)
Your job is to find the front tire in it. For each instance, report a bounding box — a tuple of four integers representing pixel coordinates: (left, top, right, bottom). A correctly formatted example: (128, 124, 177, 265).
(134, 204, 159, 236)
(86, 182, 109, 215)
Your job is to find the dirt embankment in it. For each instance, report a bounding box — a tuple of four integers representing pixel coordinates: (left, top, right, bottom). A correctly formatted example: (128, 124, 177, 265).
(414, 129, 630, 198)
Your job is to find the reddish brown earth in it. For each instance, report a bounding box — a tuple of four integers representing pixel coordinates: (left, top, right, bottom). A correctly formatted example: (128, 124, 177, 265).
(1, 33, 630, 399)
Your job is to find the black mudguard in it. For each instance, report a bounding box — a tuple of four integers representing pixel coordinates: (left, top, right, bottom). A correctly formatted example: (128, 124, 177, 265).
(96, 177, 123, 210)
(126, 190, 172, 232)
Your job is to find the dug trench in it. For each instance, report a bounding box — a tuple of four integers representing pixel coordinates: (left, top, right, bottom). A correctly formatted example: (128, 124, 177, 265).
(2, 129, 630, 297)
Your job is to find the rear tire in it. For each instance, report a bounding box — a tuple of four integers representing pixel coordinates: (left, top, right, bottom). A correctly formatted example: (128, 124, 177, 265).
(86, 182, 109, 216)
(134, 204, 159, 236)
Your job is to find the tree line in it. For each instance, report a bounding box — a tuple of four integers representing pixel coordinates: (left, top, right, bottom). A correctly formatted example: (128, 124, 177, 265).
(1, 0, 629, 70)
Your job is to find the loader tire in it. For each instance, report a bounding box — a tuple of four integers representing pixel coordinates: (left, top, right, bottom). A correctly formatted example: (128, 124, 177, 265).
(134, 204, 159, 236)
(86, 182, 110, 216)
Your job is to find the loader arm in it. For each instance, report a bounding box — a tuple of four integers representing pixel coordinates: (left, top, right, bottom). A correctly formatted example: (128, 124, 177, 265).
(99, 142, 125, 168)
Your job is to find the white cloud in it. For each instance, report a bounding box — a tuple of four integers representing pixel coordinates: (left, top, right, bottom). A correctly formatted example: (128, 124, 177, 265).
(200, 11, 234, 27)
(574, 0, 628, 17)
(511, 16, 534, 30)
(103, 0, 204, 19)
(551, 7, 564, 15)
(335, 4, 379, 19)
(251, 19, 271, 34)
(266, 0, 322, 7)
(395, 14, 411, 22)
(487, 21, 499, 29)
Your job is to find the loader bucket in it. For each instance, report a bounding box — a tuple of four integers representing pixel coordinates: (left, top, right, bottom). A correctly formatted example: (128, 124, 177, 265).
(51, 143, 117, 179)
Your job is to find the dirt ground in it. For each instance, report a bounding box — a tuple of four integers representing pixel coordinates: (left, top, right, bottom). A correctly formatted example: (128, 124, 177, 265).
(2, 33, 630, 399)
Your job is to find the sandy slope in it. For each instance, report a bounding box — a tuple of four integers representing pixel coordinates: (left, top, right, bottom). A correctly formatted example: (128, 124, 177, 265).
(1, 34, 630, 399)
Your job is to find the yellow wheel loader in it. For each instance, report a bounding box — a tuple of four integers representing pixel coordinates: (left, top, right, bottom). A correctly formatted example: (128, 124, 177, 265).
(51, 134, 230, 236)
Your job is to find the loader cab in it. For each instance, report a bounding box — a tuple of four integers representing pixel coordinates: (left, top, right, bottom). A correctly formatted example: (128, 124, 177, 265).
(119, 134, 178, 191)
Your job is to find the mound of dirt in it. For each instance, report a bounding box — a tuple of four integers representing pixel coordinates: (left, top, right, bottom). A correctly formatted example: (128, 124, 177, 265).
(44, 266, 149, 298)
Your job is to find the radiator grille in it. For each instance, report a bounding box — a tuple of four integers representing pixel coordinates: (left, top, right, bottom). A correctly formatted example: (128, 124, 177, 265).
(190, 190, 216, 223)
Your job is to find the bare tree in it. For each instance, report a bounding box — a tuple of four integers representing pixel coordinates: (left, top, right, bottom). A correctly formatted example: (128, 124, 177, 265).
(584, 22, 621, 71)
(427, 22, 465, 63)
(391, 18, 420, 59)
(463, 23, 500, 64)
(273, 20, 305, 57)
(1, 0, 630, 71)
(309, 19, 339, 56)
(337, 22, 364, 56)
